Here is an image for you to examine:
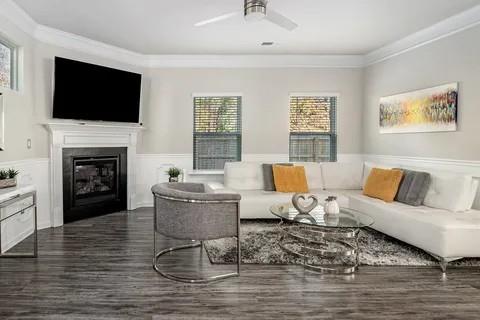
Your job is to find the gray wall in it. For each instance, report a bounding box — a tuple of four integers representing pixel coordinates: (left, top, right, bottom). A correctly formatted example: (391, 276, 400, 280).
(363, 25, 480, 160)
(141, 67, 364, 155)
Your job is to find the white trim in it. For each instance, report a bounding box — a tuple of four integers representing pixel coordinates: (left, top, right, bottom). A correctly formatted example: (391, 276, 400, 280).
(0, 0, 36, 35)
(192, 92, 243, 98)
(34, 25, 146, 67)
(363, 154, 480, 169)
(2, 0, 480, 68)
(146, 54, 365, 68)
(188, 170, 224, 176)
(289, 92, 340, 97)
(365, 4, 480, 65)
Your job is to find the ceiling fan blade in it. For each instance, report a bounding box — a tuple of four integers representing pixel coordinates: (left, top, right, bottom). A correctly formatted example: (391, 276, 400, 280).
(194, 12, 239, 27)
(265, 9, 298, 31)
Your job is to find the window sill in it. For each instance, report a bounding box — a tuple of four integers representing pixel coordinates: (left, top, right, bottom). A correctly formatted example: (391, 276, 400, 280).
(188, 170, 224, 176)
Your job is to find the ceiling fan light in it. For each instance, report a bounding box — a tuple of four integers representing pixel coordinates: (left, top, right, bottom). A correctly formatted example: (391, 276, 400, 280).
(244, 0, 266, 21)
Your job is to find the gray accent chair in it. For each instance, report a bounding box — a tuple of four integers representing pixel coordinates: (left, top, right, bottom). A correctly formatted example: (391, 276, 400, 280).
(151, 182, 241, 283)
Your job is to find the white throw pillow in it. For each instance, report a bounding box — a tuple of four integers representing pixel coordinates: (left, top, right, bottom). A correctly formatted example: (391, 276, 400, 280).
(466, 179, 479, 210)
(294, 162, 324, 190)
(423, 172, 473, 212)
(321, 162, 364, 190)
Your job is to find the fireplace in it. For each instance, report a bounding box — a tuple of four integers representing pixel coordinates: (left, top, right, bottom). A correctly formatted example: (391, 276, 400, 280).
(63, 147, 127, 223)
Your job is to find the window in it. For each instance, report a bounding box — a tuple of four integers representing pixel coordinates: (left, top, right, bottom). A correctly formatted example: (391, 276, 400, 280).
(0, 38, 16, 90)
(289, 95, 337, 162)
(193, 96, 242, 169)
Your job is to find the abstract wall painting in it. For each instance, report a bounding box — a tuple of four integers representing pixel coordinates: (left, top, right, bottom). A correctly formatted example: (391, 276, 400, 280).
(379, 83, 458, 134)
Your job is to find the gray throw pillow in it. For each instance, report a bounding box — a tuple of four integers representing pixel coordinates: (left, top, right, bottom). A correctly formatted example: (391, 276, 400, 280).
(394, 169, 431, 206)
(262, 163, 293, 191)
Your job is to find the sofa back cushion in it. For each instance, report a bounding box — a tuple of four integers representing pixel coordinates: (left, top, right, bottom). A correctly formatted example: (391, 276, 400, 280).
(272, 165, 309, 193)
(363, 168, 404, 202)
(224, 162, 264, 190)
(322, 162, 364, 190)
(423, 172, 474, 212)
(294, 162, 324, 190)
(394, 169, 431, 206)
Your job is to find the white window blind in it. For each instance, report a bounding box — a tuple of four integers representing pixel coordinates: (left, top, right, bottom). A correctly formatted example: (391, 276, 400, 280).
(0, 38, 16, 90)
(289, 95, 337, 162)
(193, 96, 242, 169)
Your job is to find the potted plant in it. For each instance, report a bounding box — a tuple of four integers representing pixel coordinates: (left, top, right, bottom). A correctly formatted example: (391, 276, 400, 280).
(166, 167, 181, 182)
(0, 168, 19, 189)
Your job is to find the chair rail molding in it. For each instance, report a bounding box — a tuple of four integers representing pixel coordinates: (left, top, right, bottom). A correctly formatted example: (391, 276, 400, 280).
(46, 122, 143, 227)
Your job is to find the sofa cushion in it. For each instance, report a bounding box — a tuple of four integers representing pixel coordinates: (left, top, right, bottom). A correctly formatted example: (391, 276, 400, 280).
(262, 163, 293, 191)
(294, 162, 324, 190)
(272, 165, 309, 193)
(363, 168, 404, 202)
(321, 162, 364, 190)
(423, 172, 473, 212)
(394, 169, 431, 206)
(224, 162, 264, 190)
(349, 194, 480, 258)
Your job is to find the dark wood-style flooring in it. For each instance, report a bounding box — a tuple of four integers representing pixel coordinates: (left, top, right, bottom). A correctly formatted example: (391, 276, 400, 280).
(1, 208, 480, 319)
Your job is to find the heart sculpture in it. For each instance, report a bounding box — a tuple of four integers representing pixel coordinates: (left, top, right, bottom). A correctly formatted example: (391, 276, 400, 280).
(291, 193, 319, 214)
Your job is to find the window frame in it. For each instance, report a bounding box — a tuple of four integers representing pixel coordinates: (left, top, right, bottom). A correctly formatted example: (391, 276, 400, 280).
(0, 36, 18, 91)
(192, 94, 242, 170)
(288, 93, 338, 163)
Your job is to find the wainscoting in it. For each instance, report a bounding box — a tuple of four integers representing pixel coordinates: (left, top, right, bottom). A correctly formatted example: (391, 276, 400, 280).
(0, 158, 50, 252)
(134, 153, 362, 207)
(1, 153, 479, 232)
(364, 154, 480, 210)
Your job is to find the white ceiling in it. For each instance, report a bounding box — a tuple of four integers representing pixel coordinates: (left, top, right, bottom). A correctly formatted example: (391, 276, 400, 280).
(12, 0, 480, 55)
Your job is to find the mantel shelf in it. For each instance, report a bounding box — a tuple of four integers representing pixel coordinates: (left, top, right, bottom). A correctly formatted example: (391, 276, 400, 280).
(45, 122, 145, 133)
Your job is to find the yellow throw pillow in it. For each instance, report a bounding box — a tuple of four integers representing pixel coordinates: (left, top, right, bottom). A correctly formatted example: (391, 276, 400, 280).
(272, 165, 309, 193)
(363, 168, 404, 202)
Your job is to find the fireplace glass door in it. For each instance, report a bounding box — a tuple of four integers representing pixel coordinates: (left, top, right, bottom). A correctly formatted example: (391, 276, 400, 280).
(73, 157, 119, 206)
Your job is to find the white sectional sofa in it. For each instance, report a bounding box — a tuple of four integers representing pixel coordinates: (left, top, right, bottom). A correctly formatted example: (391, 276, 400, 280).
(207, 161, 480, 271)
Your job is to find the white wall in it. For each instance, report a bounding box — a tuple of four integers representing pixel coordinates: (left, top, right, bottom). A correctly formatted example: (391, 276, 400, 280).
(141, 67, 364, 155)
(363, 25, 480, 160)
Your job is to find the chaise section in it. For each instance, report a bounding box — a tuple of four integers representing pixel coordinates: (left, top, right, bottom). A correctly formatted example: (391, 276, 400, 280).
(349, 194, 480, 259)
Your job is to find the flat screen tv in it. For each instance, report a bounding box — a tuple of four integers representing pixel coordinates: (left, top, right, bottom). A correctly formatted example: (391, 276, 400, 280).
(53, 57, 142, 123)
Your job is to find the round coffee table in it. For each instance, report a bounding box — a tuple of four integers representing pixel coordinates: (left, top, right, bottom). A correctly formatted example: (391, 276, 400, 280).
(270, 203, 374, 274)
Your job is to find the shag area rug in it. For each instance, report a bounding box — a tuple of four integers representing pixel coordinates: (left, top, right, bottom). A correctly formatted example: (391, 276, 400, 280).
(204, 221, 480, 267)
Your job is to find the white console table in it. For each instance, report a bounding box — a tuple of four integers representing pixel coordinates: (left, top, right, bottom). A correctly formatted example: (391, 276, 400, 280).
(0, 185, 37, 257)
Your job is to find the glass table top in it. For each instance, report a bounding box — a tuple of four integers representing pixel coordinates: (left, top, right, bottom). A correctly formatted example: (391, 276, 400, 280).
(270, 203, 374, 229)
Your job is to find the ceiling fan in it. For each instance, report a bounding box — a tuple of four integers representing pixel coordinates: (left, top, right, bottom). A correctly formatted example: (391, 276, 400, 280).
(194, 0, 298, 31)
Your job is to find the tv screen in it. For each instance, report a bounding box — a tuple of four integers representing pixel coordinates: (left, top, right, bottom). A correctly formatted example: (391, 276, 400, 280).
(53, 57, 142, 123)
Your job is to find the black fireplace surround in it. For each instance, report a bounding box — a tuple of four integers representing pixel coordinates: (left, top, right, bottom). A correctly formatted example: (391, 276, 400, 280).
(63, 147, 127, 223)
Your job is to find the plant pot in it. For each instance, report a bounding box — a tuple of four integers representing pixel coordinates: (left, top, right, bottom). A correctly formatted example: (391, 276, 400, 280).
(169, 176, 179, 183)
(0, 178, 16, 189)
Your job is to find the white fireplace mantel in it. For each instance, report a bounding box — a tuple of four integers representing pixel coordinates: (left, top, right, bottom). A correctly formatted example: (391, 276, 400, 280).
(46, 122, 144, 227)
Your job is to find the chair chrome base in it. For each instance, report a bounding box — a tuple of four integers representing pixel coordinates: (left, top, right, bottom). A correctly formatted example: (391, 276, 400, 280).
(153, 240, 240, 284)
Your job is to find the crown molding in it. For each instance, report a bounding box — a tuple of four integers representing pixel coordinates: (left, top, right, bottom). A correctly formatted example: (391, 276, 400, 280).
(34, 25, 146, 67)
(365, 4, 480, 66)
(145, 54, 364, 68)
(2, 0, 480, 68)
(0, 0, 36, 35)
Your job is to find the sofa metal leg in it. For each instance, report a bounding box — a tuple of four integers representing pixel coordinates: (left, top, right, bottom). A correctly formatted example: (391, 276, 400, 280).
(439, 259, 448, 274)
(430, 254, 463, 274)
